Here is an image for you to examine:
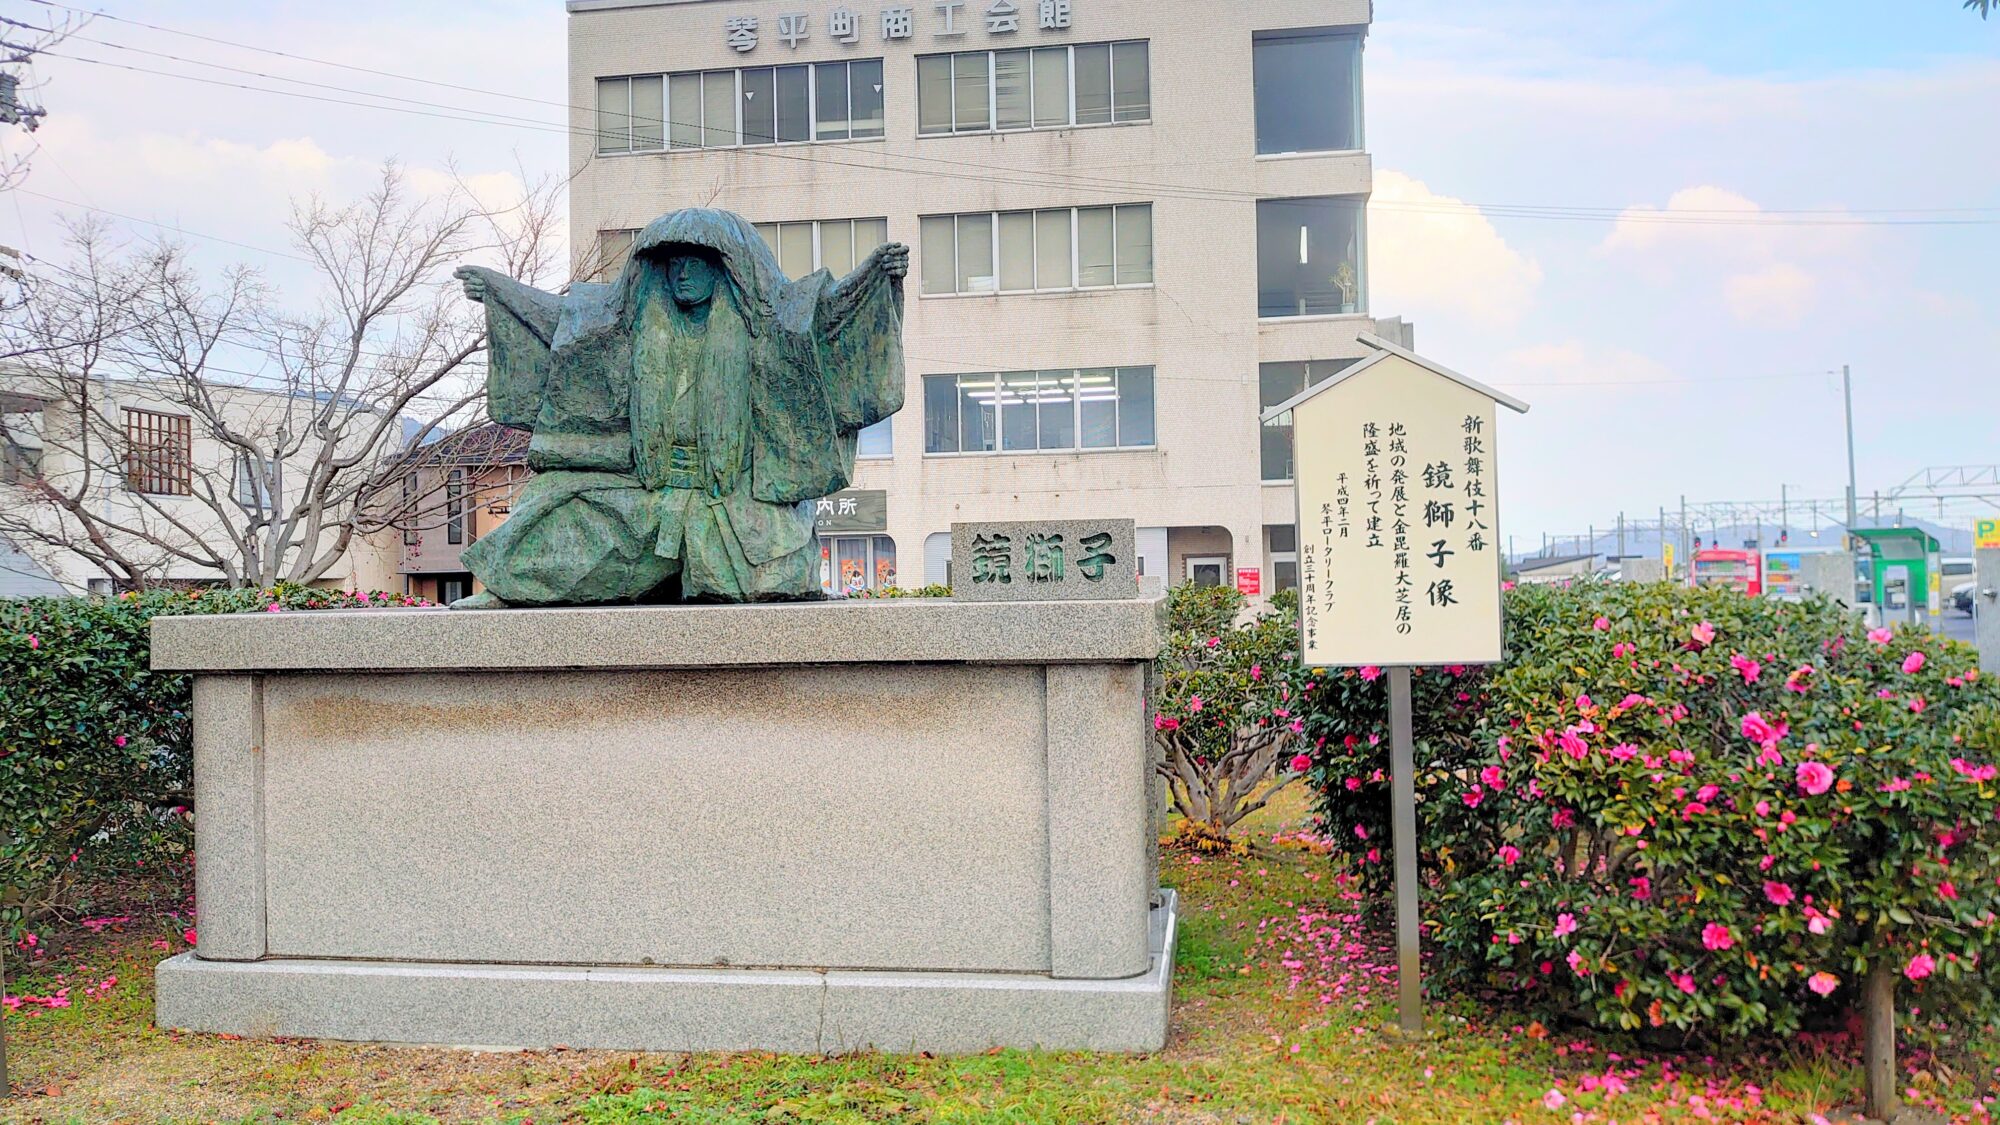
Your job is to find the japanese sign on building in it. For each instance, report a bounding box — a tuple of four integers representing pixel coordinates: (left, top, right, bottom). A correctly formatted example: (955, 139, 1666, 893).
(813, 489, 889, 534)
(723, 0, 1073, 53)
(949, 519, 1137, 602)
(1265, 337, 1529, 667)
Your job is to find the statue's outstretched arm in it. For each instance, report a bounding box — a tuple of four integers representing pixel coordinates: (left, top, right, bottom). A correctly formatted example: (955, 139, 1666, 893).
(818, 244, 908, 432)
(455, 266, 565, 428)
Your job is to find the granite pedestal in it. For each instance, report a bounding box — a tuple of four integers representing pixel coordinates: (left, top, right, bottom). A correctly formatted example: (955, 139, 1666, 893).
(151, 597, 1174, 1053)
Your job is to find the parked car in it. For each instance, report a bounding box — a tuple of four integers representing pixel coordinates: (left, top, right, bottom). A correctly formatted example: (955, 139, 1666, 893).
(1955, 580, 1977, 615)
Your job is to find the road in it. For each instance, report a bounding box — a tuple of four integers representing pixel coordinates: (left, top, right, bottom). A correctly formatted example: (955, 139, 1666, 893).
(1939, 610, 1978, 645)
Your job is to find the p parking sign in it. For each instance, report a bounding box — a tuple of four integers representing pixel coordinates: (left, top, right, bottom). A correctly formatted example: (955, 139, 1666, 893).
(1978, 518, 2000, 551)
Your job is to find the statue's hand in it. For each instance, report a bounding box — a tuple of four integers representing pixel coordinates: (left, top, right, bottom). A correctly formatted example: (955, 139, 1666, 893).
(867, 242, 910, 282)
(453, 265, 495, 305)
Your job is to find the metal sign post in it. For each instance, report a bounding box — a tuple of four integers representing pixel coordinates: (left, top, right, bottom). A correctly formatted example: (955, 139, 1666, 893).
(1387, 666, 1421, 1034)
(1266, 334, 1530, 1037)
(2, 942, 10, 1096)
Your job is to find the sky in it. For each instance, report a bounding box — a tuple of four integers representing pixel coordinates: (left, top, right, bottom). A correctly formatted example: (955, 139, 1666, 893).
(2, 0, 1996, 550)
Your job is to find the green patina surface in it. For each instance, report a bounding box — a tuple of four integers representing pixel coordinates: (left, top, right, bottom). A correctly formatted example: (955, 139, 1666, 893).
(452, 208, 908, 607)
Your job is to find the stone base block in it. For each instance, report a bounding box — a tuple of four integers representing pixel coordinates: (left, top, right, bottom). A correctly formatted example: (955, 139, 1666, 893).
(156, 892, 1177, 1055)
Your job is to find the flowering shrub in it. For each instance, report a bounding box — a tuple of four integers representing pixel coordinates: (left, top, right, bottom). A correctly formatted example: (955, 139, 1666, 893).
(1152, 584, 1309, 849)
(1, 585, 427, 936)
(1344, 582, 2000, 1058)
(1295, 662, 1490, 890)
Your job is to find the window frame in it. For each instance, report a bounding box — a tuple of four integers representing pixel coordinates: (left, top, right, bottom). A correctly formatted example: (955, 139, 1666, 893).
(595, 60, 887, 156)
(916, 40, 1151, 137)
(122, 407, 192, 497)
(1251, 26, 1366, 158)
(919, 204, 1154, 298)
(920, 367, 1157, 457)
(1255, 194, 1370, 320)
(445, 468, 466, 546)
(234, 453, 277, 514)
(1259, 357, 1362, 482)
(751, 216, 892, 278)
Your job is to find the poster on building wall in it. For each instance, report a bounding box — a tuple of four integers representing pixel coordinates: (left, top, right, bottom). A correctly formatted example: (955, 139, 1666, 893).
(1978, 518, 2000, 550)
(1268, 338, 1530, 668)
(1236, 568, 1261, 596)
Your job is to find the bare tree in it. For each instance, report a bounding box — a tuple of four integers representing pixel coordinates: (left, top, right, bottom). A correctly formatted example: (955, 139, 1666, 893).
(0, 7, 88, 194)
(0, 163, 564, 590)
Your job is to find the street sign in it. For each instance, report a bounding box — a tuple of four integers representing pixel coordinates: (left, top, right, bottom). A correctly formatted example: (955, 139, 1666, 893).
(1978, 518, 2000, 550)
(1265, 333, 1530, 1036)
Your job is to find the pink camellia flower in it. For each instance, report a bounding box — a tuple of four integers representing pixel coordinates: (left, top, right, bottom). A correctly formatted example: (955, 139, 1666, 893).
(1344, 777, 1362, 791)
(1354, 824, 1368, 840)
(1557, 727, 1590, 760)
(1673, 972, 1697, 995)
(1764, 881, 1795, 907)
(1153, 715, 1180, 732)
(1808, 912, 1832, 936)
(1903, 651, 1927, 675)
(1288, 754, 1311, 774)
(1480, 765, 1506, 791)
(1607, 743, 1638, 762)
(1691, 621, 1716, 647)
(1360, 665, 1383, 682)
(1189, 695, 1204, 713)
(1808, 971, 1840, 997)
(1701, 922, 1734, 951)
(1796, 761, 1836, 796)
(1741, 712, 1787, 748)
(1249, 663, 1263, 682)
(1551, 808, 1575, 830)
(1629, 876, 1652, 901)
(1906, 953, 1936, 981)
(1462, 787, 1485, 809)
(26, 633, 38, 650)
(1593, 616, 1611, 631)
(1567, 950, 1589, 976)
(1554, 912, 1579, 939)
(1868, 627, 1894, 645)
(183, 928, 197, 946)
(1205, 636, 1220, 648)
(1613, 642, 1635, 659)
(113, 734, 127, 747)
(1543, 1089, 1567, 1111)
(1499, 845, 1521, 866)
(1754, 800, 1771, 817)
(1939, 881, 1959, 902)
(265, 603, 283, 613)
(1730, 653, 1763, 683)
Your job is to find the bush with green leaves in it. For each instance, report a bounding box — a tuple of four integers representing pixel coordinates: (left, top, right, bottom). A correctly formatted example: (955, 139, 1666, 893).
(1, 585, 428, 936)
(1306, 579, 2000, 1113)
(1151, 584, 1312, 848)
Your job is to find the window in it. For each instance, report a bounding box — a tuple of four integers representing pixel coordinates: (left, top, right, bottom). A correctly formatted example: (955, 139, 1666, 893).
(1268, 524, 1300, 593)
(856, 416, 893, 459)
(1256, 196, 1367, 318)
(1260, 358, 1360, 481)
(918, 41, 1149, 135)
(920, 204, 1152, 296)
(596, 61, 884, 154)
(597, 228, 638, 280)
(923, 367, 1153, 455)
(446, 469, 465, 545)
(753, 217, 890, 280)
(822, 535, 897, 597)
(123, 408, 191, 496)
(1253, 28, 1364, 155)
(235, 454, 277, 513)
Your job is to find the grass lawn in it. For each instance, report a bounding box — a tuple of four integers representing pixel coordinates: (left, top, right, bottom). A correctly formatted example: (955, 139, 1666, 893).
(3, 790, 1994, 1124)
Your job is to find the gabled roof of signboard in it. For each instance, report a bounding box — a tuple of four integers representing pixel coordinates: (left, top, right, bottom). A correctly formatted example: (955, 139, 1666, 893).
(1258, 333, 1532, 424)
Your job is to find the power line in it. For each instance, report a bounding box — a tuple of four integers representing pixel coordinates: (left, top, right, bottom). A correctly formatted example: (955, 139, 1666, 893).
(24, 19, 2000, 228)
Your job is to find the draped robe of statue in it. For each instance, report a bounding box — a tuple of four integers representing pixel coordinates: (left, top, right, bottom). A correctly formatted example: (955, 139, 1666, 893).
(458, 209, 905, 605)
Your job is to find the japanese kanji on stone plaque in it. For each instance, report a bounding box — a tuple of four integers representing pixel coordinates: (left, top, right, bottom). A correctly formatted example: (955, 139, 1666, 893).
(1266, 334, 1530, 669)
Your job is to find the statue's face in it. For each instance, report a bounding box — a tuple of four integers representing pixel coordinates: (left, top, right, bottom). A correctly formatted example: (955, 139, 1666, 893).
(666, 253, 721, 307)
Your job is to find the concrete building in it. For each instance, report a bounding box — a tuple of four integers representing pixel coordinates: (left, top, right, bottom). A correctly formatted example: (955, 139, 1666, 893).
(0, 374, 401, 595)
(568, 0, 1394, 594)
(383, 423, 532, 605)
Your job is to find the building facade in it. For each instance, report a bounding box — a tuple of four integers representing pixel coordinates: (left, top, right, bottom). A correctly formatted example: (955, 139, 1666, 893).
(569, 0, 1392, 595)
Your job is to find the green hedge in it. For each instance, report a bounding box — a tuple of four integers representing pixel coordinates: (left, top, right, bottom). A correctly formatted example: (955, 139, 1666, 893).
(1302, 581, 2000, 1040)
(0, 586, 427, 937)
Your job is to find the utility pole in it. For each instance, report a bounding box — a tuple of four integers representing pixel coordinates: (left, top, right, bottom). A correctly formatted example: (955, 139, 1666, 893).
(1781, 484, 1789, 543)
(1843, 365, 1859, 548)
(1680, 495, 1689, 574)
(1617, 512, 1626, 558)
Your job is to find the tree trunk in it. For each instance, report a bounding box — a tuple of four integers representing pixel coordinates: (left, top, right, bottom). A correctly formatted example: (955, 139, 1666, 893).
(1863, 961, 1898, 1121)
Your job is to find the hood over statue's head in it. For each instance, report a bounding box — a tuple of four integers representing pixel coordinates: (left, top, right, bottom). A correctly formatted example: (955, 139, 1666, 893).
(613, 208, 791, 336)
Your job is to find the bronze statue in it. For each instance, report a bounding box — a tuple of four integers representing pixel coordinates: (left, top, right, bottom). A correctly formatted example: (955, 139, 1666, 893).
(450, 209, 907, 607)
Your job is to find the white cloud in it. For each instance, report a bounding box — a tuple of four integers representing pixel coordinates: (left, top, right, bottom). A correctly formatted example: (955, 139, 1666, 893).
(1495, 341, 1677, 388)
(1369, 169, 1543, 329)
(1723, 263, 1817, 326)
